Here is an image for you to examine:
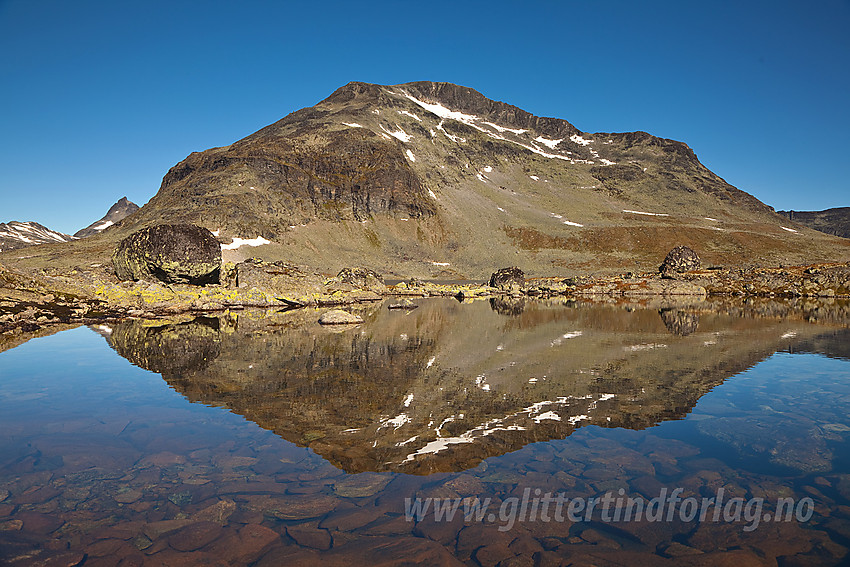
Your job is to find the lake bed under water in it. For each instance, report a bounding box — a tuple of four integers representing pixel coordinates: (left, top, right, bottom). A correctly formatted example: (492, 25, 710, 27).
(1, 298, 849, 566)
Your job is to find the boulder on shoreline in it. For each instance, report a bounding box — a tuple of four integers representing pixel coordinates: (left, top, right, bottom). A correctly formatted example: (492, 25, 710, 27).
(336, 268, 387, 293)
(112, 224, 221, 285)
(660, 246, 700, 278)
(489, 267, 525, 290)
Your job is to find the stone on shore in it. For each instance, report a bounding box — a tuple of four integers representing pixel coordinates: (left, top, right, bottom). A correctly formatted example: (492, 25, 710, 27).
(336, 267, 387, 293)
(660, 246, 700, 278)
(112, 224, 221, 285)
(489, 267, 525, 290)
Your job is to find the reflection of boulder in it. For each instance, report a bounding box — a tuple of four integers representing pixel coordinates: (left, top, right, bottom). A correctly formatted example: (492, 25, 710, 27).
(108, 318, 221, 376)
(489, 296, 526, 316)
(659, 309, 700, 336)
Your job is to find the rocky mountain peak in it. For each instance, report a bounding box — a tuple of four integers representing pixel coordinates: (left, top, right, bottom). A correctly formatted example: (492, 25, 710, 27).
(74, 196, 140, 238)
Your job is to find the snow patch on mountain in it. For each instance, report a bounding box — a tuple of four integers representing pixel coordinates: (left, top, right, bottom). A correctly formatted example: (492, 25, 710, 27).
(380, 124, 413, 143)
(221, 236, 271, 250)
(535, 136, 562, 149)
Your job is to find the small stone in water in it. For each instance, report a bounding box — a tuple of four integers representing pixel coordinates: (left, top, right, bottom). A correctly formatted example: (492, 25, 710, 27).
(318, 310, 363, 325)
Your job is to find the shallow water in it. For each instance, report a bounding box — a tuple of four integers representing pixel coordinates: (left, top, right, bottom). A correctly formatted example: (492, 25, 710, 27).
(1, 299, 850, 565)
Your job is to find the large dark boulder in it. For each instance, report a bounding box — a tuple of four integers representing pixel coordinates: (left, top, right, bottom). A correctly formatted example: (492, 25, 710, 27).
(489, 267, 525, 290)
(659, 246, 700, 278)
(112, 224, 221, 285)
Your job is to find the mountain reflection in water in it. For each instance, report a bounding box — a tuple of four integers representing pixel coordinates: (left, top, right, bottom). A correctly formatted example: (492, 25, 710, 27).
(97, 298, 848, 475)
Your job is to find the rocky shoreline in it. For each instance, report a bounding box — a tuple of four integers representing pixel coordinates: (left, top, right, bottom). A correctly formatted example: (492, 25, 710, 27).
(2, 255, 850, 346)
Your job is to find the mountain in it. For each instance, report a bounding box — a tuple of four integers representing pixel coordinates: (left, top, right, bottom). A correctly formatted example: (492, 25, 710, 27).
(776, 207, 850, 239)
(4, 81, 850, 275)
(0, 221, 74, 253)
(74, 196, 140, 238)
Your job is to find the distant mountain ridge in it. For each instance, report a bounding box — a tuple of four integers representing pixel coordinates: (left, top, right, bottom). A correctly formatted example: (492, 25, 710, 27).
(74, 197, 140, 238)
(777, 207, 850, 239)
(3, 81, 849, 275)
(0, 221, 73, 252)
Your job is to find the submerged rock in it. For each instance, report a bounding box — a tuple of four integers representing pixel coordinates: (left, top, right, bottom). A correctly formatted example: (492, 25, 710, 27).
(489, 267, 525, 290)
(660, 246, 700, 278)
(318, 310, 363, 325)
(112, 224, 221, 285)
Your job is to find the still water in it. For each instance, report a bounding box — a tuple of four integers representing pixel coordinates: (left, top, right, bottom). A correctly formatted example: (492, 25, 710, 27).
(1, 298, 849, 566)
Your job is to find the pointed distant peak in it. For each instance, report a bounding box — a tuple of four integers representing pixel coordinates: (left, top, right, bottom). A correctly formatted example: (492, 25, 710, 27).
(74, 197, 141, 238)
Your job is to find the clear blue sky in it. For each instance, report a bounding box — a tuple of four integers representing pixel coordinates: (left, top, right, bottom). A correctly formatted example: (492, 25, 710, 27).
(1, 0, 848, 234)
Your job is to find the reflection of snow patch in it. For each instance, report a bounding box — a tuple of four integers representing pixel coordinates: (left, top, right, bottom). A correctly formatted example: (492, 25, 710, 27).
(781, 331, 797, 339)
(381, 413, 410, 429)
(625, 343, 668, 351)
(533, 411, 561, 423)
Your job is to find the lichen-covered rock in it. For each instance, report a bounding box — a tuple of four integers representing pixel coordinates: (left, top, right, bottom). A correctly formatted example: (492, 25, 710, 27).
(113, 224, 221, 285)
(489, 267, 525, 290)
(659, 246, 700, 278)
(318, 310, 363, 325)
(336, 267, 387, 293)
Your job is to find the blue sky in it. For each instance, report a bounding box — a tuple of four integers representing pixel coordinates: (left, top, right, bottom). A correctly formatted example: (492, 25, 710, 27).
(1, 0, 848, 234)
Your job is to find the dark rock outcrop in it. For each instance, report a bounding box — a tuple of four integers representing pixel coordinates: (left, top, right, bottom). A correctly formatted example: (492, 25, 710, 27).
(489, 267, 525, 290)
(336, 267, 387, 293)
(777, 207, 850, 239)
(659, 246, 700, 278)
(112, 224, 221, 284)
